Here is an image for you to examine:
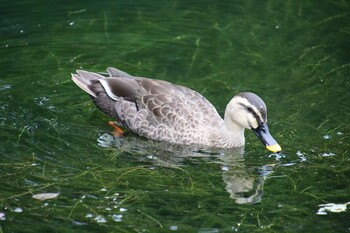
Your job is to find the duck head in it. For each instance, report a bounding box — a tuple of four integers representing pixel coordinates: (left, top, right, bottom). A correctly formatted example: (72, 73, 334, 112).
(226, 92, 282, 153)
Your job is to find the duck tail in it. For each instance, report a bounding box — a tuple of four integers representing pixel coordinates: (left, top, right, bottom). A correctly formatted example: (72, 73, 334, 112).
(106, 67, 134, 78)
(71, 70, 106, 98)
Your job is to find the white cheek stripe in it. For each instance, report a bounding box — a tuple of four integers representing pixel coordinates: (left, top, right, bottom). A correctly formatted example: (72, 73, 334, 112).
(237, 97, 264, 123)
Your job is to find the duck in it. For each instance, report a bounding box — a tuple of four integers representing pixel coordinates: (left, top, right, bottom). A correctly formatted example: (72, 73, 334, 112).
(72, 67, 281, 153)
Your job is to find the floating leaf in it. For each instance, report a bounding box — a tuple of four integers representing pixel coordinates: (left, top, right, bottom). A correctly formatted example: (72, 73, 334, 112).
(32, 193, 60, 201)
(316, 202, 350, 215)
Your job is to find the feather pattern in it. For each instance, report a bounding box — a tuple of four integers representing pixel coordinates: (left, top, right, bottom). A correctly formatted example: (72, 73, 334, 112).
(71, 67, 281, 151)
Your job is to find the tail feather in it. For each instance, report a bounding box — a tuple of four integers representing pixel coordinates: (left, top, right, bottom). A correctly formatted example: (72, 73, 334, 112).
(76, 70, 106, 80)
(106, 67, 134, 78)
(72, 67, 134, 98)
(71, 71, 100, 97)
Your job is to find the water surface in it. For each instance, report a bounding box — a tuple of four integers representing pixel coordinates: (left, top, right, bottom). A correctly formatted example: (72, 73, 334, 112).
(1, 0, 349, 232)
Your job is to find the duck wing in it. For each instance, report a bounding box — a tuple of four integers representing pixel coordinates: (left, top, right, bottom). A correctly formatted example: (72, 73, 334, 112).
(72, 67, 223, 144)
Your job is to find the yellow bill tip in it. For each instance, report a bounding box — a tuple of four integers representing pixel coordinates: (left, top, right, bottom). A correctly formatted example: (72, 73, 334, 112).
(266, 144, 282, 153)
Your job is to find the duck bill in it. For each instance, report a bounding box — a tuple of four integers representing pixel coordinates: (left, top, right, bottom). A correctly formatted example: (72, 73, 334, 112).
(252, 123, 282, 153)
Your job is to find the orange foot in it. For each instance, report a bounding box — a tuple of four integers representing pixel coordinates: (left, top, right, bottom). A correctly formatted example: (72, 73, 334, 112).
(108, 121, 125, 137)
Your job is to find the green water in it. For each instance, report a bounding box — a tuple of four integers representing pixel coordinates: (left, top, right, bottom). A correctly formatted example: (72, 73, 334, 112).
(1, 0, 349, 232)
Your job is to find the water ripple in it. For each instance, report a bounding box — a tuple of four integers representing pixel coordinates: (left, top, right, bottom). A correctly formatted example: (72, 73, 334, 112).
(0, 84, 12, 91)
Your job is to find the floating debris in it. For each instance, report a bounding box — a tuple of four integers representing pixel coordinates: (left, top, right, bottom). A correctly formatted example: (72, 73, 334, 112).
(221, 166, 229, 171)
(13, 207, 23, 213)
(72, 220, 88, 226)
(120, 208, 128, 212)
(323, 135, 331, 140)
(316, 202, 350, 215)
(32, 193, 60, 201)
(320, 152, 335, 157)
(170, 225, 178, 231)
(85, 213, 93, 218)
(94, 215, 107, 223)
(111, 214, 123, 222)
(281, 163, 295, 167)
(0, 212, 5, 220)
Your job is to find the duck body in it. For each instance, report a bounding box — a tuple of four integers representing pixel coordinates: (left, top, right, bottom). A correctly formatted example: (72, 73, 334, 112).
(72, 67, 281, 152)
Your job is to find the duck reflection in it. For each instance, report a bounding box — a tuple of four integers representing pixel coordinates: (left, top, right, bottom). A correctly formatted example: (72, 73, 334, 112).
(220, 153, 274, 204)
(97, 133, 275, 204)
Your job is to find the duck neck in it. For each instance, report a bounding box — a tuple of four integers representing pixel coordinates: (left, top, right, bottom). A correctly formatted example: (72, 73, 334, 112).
(220, 112, 245, 148)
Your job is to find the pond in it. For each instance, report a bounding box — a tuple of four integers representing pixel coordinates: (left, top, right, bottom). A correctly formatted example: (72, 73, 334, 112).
(1, 0, 349, 232)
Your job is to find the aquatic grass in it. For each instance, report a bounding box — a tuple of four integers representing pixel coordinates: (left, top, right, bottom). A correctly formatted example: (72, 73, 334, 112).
(1, 0, 350, 232)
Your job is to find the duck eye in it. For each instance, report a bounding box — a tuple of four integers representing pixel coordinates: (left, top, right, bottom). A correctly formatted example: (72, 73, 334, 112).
(246, 106, 253, 112)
